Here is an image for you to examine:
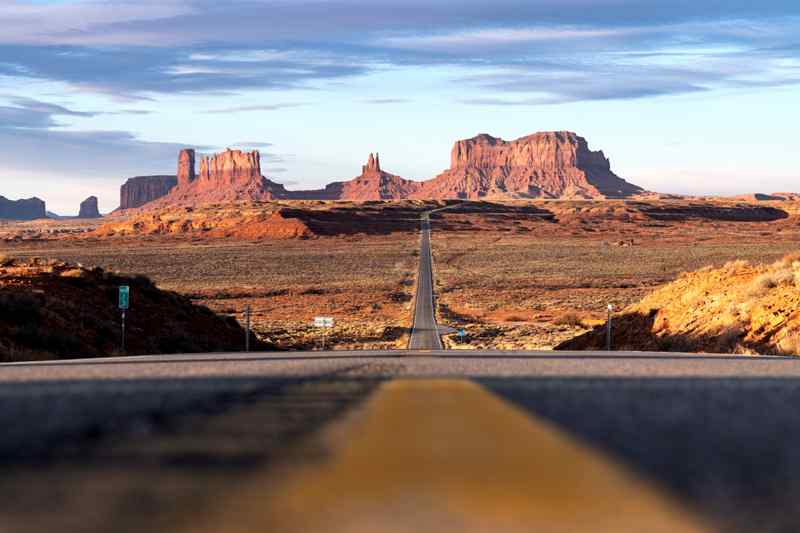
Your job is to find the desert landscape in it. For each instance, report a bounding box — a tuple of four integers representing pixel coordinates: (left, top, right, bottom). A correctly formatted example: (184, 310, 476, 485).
(2, 131, 800, 358)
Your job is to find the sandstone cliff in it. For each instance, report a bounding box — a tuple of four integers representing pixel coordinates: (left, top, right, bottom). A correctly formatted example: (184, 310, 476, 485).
(78, 196, 101, 218)
(412, 132, 642, 200)
(119, 175, 177, 210)
(149, 149, 288, 207)
(0, 196, 46, 220)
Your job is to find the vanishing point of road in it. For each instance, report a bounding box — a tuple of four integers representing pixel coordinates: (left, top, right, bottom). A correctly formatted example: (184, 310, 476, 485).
(4, 210, 800, 532)
(408, 210, 444, 350)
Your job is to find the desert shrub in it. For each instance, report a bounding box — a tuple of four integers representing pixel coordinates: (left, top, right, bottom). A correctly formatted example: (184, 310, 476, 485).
(553, 312, 583, 327)
(747, 269, 793, 298)
(723, 259, 750, 273)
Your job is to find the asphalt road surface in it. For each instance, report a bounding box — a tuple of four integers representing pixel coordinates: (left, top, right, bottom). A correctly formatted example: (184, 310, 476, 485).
(4, 351, 800, 532)
(408, 212, 444, 350)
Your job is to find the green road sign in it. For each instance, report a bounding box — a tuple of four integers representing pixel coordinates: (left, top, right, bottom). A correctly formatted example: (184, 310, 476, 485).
(119, 286, 130, 310)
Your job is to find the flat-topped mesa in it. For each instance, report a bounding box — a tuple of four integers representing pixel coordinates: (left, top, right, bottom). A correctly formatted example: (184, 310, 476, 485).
(416, 131, 643, 199)
(119, 176, 177, 210)
(362, 153, 381, 174)
(0, 196, 46, 220)
(177, 149, 196, 187)
(197, 149, 262, 189)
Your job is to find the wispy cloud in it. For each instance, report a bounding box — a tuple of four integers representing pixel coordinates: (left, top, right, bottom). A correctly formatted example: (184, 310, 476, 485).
(205, 103, 307, 114)
(362, 98, 411, 104)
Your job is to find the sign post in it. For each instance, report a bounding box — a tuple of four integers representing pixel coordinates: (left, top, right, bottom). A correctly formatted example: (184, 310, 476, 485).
(458, 329, 466, 344)
(314, 316, 334, 350)
(606, 304, 613, 351)
(119, 286, 130, 353)
(244, 305, 251, 352)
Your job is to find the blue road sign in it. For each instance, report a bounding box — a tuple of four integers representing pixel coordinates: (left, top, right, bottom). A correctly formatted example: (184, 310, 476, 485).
(119, 286, 130, 310)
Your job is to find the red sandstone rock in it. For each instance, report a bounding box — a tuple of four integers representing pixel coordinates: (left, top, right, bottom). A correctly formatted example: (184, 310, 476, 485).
(119, 176, 177, 210)
(148, 148, 289, 207)
(177, 149, 196, 188)
(134, 132, 643, 209)
(412, 131, 642, 200)
(78, 196, 101, 218)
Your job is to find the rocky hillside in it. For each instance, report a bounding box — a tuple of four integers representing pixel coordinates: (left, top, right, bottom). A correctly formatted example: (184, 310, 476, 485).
(322, 153, 423, 201)
(0, 257, 263, 361)
(557, 254, 800, 355)
(90, 201, 433, 239)
(0, 196, 46, 220)
(413, 132, 642, 199)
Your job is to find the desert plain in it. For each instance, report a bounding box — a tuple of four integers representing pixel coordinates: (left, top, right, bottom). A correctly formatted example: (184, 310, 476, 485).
(3, 197, 800, 355)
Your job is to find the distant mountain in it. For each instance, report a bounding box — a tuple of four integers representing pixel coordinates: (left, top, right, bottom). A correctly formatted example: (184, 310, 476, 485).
(0, 196, 46, 220)
(122, 132, 645, 209)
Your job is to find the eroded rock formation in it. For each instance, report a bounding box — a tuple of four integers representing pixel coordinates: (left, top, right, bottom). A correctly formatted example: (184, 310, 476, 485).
(148, 149, 288, 207)
(0, 196, 46, 220)
(128, 132, 644, 209)
(78, 196, 101, 218)
(177, 149, 196, 187)
(119, 176, 177, 210)
(413, 131, 642, 199)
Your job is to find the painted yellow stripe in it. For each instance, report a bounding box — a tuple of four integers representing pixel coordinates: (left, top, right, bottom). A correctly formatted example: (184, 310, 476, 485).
(198, 380, 709, 532)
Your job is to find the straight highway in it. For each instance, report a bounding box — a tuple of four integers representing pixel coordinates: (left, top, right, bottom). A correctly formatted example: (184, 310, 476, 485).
(408, 210, 444, 350)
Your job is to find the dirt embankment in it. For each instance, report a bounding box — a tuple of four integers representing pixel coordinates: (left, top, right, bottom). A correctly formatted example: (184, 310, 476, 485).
(558, 253, 800, 355)
(0, 257, 263, 361)
(86, 201, 443, 240)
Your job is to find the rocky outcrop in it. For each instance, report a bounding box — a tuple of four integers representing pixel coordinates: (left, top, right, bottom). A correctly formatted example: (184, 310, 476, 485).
(412, 131, 643, 200)
(0, 196, 46, 220)
(119, 175, 177, 210)
(148, 149, 288, 208)
(132, 132, 644, 209)
(177, 149, 196, 188)
(317, 153, 422, 201)
(78, 196, 101, 218)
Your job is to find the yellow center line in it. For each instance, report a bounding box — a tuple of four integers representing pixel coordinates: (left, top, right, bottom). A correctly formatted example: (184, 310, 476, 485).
(197, 379, 710, 532)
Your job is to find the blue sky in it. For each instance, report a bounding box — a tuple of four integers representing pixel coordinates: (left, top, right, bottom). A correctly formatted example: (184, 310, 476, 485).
(0, 0, 798, 213)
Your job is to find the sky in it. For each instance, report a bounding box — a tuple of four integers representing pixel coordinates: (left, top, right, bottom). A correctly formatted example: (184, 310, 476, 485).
(0, 0, 798, 214)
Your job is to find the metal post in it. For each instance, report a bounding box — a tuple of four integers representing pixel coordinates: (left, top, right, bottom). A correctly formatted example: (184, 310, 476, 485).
(121, 310, 126, 354)
(606, 304, 613, 351)
(244, 305, 251, 352)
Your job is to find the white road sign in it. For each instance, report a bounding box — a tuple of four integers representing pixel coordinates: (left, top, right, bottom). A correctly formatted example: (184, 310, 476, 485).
(314, 316, 334, 328)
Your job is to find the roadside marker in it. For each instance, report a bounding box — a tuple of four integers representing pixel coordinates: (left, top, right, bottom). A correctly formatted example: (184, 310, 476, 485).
(118, 286, 130, 353)
(607, 304, 613, 351)
(314, 316, 334, 350)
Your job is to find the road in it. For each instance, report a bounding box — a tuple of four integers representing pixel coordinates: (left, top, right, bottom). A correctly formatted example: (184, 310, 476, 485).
(4, 210, 800, 532)
(4, 351, 800, 532)
(408, 211, 444, 350)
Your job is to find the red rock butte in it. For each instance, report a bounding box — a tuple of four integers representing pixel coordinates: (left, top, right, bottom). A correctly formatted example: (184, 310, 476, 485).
(119, 132, 645, 209)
